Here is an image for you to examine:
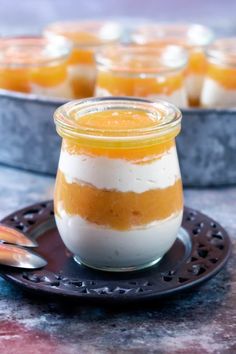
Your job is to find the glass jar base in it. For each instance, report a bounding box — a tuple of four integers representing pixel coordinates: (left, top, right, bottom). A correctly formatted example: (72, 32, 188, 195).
(73, 255, 163, 272)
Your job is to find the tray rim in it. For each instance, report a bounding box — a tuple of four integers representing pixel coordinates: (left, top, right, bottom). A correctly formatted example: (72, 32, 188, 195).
(1, 88, 236, 114)
(0, 200, 232, 303)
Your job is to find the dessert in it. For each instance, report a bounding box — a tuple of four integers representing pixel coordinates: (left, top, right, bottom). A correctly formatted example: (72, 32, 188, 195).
(0, 36, 73, 98)
(44, 21, 122, 98)
(95, 45, 188, 108)
(54, 97, 183, 271)
(131, 23, 214, 106)
(201, 38, 236, 107)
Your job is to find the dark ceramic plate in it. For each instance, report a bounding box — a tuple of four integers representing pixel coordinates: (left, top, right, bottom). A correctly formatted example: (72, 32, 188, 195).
(0, 201, 232, 303)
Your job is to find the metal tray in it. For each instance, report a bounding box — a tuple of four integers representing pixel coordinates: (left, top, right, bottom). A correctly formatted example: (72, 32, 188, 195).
(0, 89, 235, 186)
(0, 201, 232, 303)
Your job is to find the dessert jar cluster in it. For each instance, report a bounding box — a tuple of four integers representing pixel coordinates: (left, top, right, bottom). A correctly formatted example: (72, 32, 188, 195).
(44, 21, 122, 98)
(131, 23, 214, 107)
(0, 36, 74, 98)
(95, 44, 189, 108)
(54, 97, 183, 272)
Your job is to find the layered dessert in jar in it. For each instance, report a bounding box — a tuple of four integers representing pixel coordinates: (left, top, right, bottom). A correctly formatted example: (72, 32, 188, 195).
(201, 38, 236, 107)
(0, 36, 73, 98)
(44, 21, 122, 98)
(54, 97, 183, 272)
(95, 45, 188, 108)
(131, 24, 214, 106)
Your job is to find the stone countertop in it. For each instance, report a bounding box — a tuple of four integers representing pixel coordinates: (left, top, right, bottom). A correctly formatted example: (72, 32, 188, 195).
(0, 165, 235, 354)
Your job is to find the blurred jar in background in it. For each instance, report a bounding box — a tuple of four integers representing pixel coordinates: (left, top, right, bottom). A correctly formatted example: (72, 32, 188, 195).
(201, 38, 236, 108)
(44, 21, 122, 98)
(0, 36, 73, 98)
(95, 44, 188, 108)
(131, 23, 214, 107)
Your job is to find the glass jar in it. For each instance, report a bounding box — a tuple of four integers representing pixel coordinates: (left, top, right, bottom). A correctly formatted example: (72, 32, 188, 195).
(54, 97, 183, 272)
(44, 21, 122, 98)
(201, 38, 236, 108)
(0, 36, 73, 98)
(95, 44, 188, 108)
(131, 23, 214, 106)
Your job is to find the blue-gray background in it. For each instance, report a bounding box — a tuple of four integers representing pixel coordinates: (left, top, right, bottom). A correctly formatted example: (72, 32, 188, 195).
(0, 0, 235, 35)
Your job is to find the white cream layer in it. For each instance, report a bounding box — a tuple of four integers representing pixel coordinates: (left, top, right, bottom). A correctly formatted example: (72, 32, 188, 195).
(31, 80, 73, 99)
(185, 74, 204, 102)
(147, 88, 188, 108)
(95, 86, 188, 108)
(68, 64, 96, 82)
(59, 146, 181, 193)
(201, 78, 236, 108)
(55, 207, 183, 269)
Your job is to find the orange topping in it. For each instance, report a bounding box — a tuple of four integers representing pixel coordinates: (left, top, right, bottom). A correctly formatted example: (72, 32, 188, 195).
(62, 108, 177, 159)
(77, 109, 161, 130)
(206, 62, 236, 89)
(96, 71, 184, 96)
(187, 50, 207, 75)
(0, 68, 31, 92)
(63, 138, 175, 160)
(0, 62, 68, 91)
(54, 171, 183, 230)
(68, 48, 95, 65)
(30, 62, 68, 87)
(55, 103, 181, 151)
(69, 74, 95, 98)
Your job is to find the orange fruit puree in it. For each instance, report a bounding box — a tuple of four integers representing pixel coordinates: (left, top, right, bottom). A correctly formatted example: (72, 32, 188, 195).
(0, 62, 68, 93)
(206, 63, 236, 89)
(0, 67, 31, 93)
(96, 70, 184, 97)
(58, 109, 180, 159)
(187, 50, 207, 75)
(55, 171, 183, 230)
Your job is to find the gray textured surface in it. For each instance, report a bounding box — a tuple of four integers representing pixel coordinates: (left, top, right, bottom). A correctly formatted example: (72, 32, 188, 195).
(0, 90, 64, 174)
(0, 91, 236, 187)
(178, 108, 236, 186)
(0, 165, 235, 353)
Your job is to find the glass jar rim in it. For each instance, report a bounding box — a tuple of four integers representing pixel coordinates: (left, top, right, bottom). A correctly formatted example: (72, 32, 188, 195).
(54, 97, 182, 144)
(96, 44, 188, 75)
(44, 20, 122, 49)
(206, 38, 236, 67)
(0, 36, 72, 68)
(131, 23, 214, 48)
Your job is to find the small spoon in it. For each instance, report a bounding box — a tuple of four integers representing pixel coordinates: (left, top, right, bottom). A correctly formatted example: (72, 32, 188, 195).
(0, 243, 47, 269)
(0, 224, 38, 247)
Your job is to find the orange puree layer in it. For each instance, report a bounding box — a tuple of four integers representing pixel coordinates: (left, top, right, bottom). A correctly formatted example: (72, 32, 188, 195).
(55, 171, 183, 230)
(77, 109, 163, 130)
(207, 63, 236, 89)
(63, 138, 175, 160)
(0, 62, 68, 92)
(60, 109, 179, 159)
(0, 68, 30, 92)
(68, 48, 95, 65)
(187, 51, 207, 75)
(96, 71, 184, 96)
(69, 67, 95, 98)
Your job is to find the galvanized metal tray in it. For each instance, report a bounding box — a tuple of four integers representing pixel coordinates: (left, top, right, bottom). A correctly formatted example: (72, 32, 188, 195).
(0, 89, 235, 186)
